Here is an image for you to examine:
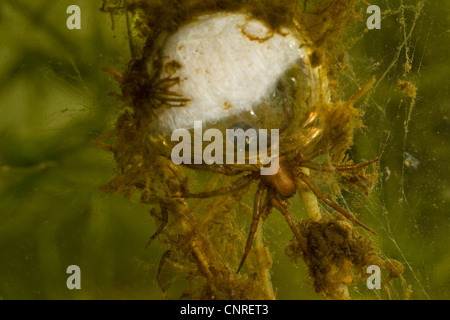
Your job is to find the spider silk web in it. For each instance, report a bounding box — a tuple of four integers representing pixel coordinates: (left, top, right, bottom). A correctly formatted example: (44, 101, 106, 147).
(345, 0, 436, 300)
(261, 0, 447, 299)
(179, 0, 442, 300)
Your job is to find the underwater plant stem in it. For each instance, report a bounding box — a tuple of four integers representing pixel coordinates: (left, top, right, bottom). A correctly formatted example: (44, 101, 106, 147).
(189, 231, 214, 279)
(158, 158, 219, 278)
(168, 196, 216, 279)
(254, 221, 276, 300)
(298, 168, 322, 220)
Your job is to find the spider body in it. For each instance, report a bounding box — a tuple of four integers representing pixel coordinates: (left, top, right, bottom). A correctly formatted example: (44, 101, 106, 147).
(260, 157, 296, 199)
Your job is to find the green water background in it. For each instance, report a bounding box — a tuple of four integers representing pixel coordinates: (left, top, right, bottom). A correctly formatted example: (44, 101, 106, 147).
(0, 0, 448, 299)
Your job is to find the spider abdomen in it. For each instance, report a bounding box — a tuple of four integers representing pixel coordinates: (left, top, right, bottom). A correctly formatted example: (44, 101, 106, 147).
(261, 158, 296, 198)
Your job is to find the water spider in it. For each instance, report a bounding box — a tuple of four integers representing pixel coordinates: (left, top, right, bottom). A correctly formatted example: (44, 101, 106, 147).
(178, 152, 378, 273)
(148, 76, 192, 109)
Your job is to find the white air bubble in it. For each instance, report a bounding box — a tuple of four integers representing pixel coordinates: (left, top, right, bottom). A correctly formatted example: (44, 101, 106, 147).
(148, 12, 311, 135)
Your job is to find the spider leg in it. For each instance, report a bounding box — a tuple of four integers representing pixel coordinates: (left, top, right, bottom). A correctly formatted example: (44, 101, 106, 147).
(152, 95, 191, 108)
(333, 158, 380, 171)
(155, 77, 181, 88)
(298, 158, 380, 172)
(270, 196, 310, 260)
(185, 163, 258, 176)
(237, 183, 266, 273)
(179, 173, 256, 199)
(146, 203, 169, 249)
(297, 171, 377, 234)
(101, 67, 123, 84)
(94, 130, 116, 152)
